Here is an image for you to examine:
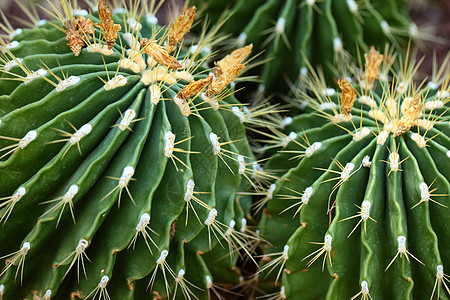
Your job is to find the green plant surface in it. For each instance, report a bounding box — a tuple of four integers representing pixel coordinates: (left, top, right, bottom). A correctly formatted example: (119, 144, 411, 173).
(0, 1, 268, 298)
(257, 47, 450, 299)
(195, 0, 427, 93)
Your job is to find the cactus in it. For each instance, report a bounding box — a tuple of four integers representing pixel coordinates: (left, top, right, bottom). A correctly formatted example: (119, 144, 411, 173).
(195, 0, 429, 93)
(0, 1, 267, 298)
(258, 47, 450, 299)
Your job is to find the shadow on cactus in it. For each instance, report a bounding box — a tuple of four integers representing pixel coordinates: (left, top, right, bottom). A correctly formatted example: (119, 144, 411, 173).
(194, 0, 441, 94)
(257, 47, 449, 299)
(0, 0, 275, 298)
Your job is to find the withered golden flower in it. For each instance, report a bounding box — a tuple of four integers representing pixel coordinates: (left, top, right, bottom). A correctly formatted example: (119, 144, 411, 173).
(364, 46, 383, 89)
(338, 78, 356, 115)
(213, 44, 253, 77)
(166, 6, 197, 53)
(140, 38, 183, 70)
(205, 64, 245, 98)
(177, 75, 213, 100)
(95, 0, 122, 50)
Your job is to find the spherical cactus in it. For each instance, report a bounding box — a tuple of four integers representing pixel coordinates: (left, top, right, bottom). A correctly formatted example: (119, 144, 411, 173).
(258, 47, 449, 299)
(0, 1, 264, 298)
(195, 0, 428, 92)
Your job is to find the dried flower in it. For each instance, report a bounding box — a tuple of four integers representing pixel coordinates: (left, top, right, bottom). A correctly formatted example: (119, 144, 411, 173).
(140, 38, 183, 70)
(95, 0, 122, 50)
(205, 64, 245, 98)
(177, 75, 213, 100)
(213, 44, 252, 77)
(364, 46, 383, 89)
(73, 16, 94, 36)
(166, 6, 196, 53)
(64, 20, 84, 56)
(393, 95, 422, 136)
(338, 78, 356, 115)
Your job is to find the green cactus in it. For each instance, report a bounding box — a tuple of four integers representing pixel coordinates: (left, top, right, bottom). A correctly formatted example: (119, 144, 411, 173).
(257, 47, 450, 299)
(0, 1, 267, 298)
(195, 0, 426, 93)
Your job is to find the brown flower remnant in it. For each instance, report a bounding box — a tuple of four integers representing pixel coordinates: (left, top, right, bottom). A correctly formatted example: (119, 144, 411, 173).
(169, 219, 177, 242)
(338, 78, 356, 115)
(73, 16, 94, 36)
(166, 6, 196, 53)
(213, 44, 253, 77)
(205, 64, 245, 98)
(65, 20, 84, 56)
(95, 0, 122, 50)
(393, 95, 422, 136)
(364, 46, 383, 89)
(64, 16, 94, 56)
(176, 75, 213, 100)
(140, 38, 183, 70)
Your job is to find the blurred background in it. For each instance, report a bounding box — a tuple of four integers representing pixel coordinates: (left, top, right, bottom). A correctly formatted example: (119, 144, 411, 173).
(408, 0, 450, 77)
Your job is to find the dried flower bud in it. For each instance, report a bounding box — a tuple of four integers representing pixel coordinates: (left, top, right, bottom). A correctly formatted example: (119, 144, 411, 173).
(65, 20, 84, 56)
(205, 64, 245, 97)
(140, 38, 182, 70)
(177, 75, 213, 100)
(167, 6, 196, 53)
(74, 16, 94, 36)
(393, 95, 422, 136)
(213, 44, 253, 77)
(96, 0, 122, 50)
(338, 78, 356, 115)
(364, 46, 383, 89)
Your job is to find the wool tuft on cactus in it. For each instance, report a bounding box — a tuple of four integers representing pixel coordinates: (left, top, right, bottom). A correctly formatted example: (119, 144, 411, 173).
(0, 0, 270, 298)
(258, 47, 449, 299)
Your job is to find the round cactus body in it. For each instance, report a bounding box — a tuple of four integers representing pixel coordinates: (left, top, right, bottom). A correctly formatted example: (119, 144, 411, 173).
(0, 1, 262, 298)
(196, 0, 424, 92)
(258, 47, 449, 299)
